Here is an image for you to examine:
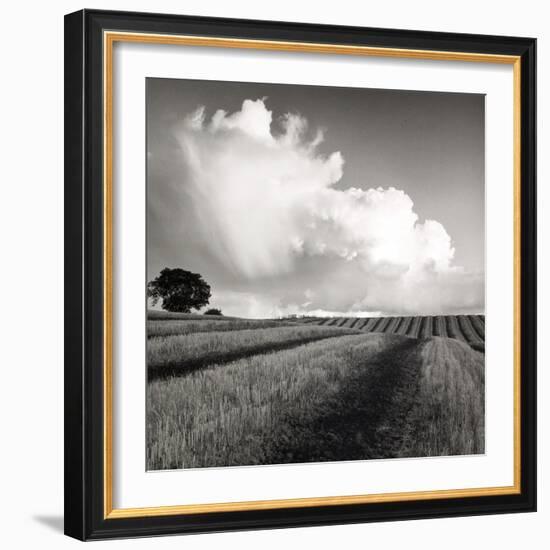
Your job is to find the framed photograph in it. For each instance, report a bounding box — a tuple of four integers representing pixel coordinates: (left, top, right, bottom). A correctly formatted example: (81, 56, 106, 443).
(64, 9, 536, 540)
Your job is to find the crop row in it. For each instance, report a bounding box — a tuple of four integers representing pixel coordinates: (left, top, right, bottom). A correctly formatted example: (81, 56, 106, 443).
(148, 324, 362, 377)
(314, 314, 485, 350)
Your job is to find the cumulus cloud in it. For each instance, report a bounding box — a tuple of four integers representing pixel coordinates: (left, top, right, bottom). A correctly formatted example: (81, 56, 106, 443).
(172, 98, 483, 316)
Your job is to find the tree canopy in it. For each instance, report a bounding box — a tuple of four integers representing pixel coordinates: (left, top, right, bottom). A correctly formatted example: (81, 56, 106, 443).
(147, 268, 211, 313)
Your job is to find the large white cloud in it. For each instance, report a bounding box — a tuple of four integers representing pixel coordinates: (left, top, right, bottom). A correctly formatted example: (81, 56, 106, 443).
(173, 98, 483, 316)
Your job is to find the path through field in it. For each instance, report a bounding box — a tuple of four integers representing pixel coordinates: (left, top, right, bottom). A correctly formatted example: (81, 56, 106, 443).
(146, 312, 485, 470)
(262, 337, 422, 463)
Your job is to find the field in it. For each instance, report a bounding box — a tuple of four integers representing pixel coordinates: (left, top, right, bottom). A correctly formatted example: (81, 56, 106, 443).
(300, 314, 485, 353)
(147, 312, 485, 470)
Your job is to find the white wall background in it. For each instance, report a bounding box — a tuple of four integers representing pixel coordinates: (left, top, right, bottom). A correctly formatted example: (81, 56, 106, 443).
(0, 0, 546, 547)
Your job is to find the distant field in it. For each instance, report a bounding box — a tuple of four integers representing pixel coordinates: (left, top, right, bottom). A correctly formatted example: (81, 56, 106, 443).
(146, 311, 485, 470)
(148, 318, 294, 338)
(148, 310, 239, 321)
(147, 311, 485, 354)
(309, 314, 485, 352)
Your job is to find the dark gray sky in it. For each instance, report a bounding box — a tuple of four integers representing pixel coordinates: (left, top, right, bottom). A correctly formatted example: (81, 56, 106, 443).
(147, 78, 484, 318)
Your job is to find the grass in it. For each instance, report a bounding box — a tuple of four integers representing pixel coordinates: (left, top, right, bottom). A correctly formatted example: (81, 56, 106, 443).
(148, 318, 291, 338)
(147, 312, 486, 469)
(147, 333, 403, 470)
(401, 337, 485, 457)
(148, 324, 362, 377)
(263, 335, 422, 465)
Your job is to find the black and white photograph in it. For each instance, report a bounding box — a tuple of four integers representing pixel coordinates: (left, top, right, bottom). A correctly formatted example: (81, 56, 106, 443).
(56, 5, 539, 543)
(145, 78, 486, 470)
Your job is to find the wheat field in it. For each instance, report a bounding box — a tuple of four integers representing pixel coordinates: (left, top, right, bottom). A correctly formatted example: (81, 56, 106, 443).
(146, 312, 485, 470)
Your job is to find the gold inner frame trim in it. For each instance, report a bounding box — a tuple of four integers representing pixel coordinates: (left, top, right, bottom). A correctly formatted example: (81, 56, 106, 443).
(103, 30, 522, 520)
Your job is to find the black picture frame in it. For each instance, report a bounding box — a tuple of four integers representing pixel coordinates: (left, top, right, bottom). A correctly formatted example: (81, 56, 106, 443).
(64, 8, 537, 541)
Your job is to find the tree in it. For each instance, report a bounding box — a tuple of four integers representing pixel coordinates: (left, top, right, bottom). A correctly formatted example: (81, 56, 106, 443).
(147, 268, 211, 313)
(204, 308, 223, 316)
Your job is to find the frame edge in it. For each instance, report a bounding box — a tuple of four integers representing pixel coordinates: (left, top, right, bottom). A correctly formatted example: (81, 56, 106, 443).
(65, 9, 538, 540)
(64, 9, 87, 541)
